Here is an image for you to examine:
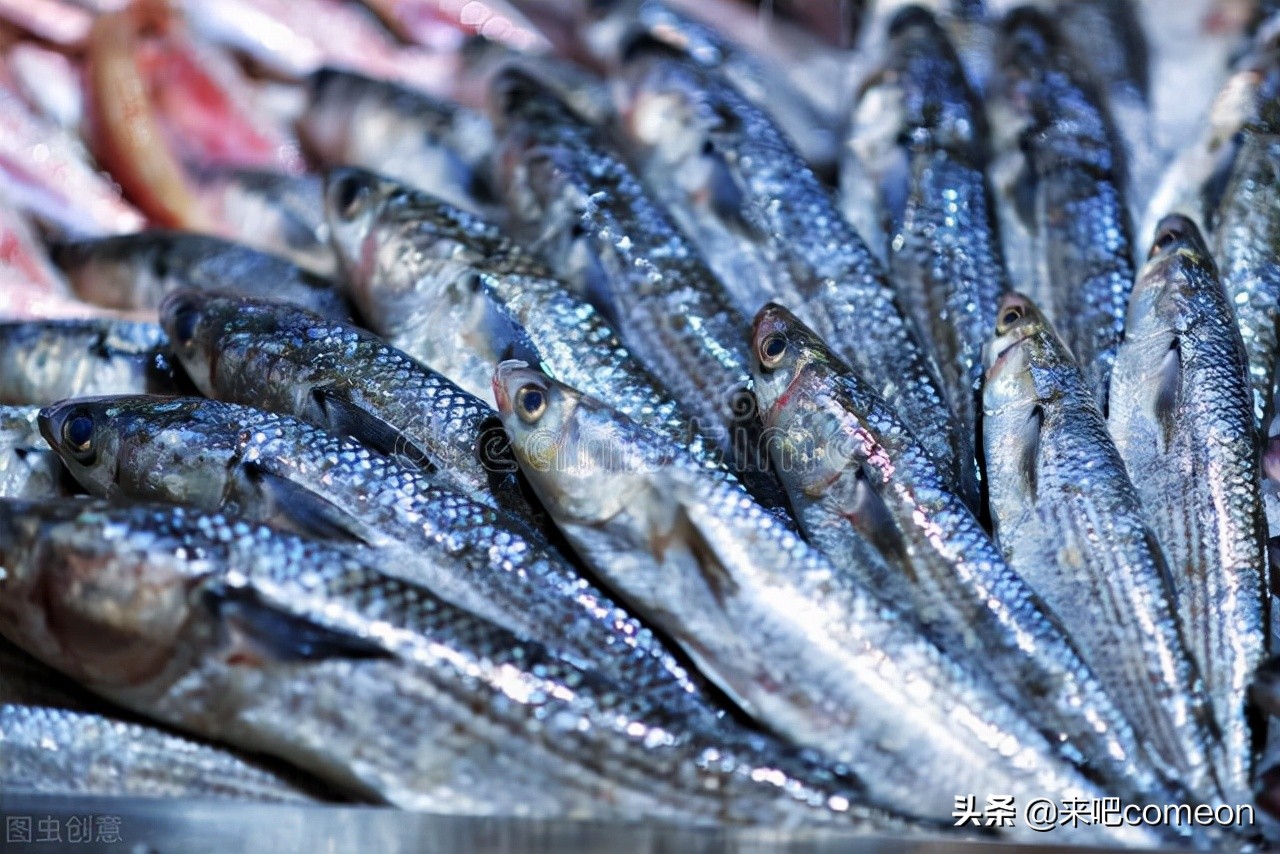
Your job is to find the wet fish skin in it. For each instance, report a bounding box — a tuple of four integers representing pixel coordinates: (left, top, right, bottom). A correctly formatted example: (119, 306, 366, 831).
(491, 361, 1168, 846)
(1211, 46, 1280, 430)
(616, 45, 973, 506)
(749, 303, 1184, 807)
(189, 167, 339, 278)
(0, 498, 916, 829)
(1, 704, 319, 802)
(860, 7, 1010, 447)
(993, 7, 1136, 412)
(325, 167, 724, 472)
(300, 68, 498, 216)
(38, 394, 717, 714)
(52, 231, 349, 321)
(0, 406, 69, 499)
(0, 319, 188, 406)
(1108, 215, 1268, 801)
(156, 291, 531, 525)
(982, 291, 1224, 802)
(489, 68, 789, 517)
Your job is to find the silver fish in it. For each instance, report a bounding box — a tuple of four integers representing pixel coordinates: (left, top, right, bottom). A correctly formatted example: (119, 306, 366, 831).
(0, 405, 68, 499)
(841, 7, 1010, 448)
(492, 361, 1167, 846)
(51, 231, 349, 321)
(1108, 215, 1268, 801)
(39, 394, 716, 715)
(991, 8, 1136, 411)
(300, 68, 498, 217)
(982, 291, 1224, 801)
(0, 319, 187, 405)
(616, 44, 973, 505)
(749, 303, 1183, 806)
(0, 498, 915, 829)
(1210, 40, 1280, 430)
(156, 291, 532, 526)
(189, 166, 339, 277)
(0, 704, 319, 802)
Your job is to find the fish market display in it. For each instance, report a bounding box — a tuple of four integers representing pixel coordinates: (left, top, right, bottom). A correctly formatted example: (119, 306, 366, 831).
(0, 0, 1278, 846)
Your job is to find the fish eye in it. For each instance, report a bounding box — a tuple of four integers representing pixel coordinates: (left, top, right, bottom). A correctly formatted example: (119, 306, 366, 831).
(758, 332, 788, 369)
(62, 413, 95, 459)
(515, 384, 548, 422)
(170, 303, 200, 347)
(331, 174, 368, 221)
(996, 304, 1025, 333)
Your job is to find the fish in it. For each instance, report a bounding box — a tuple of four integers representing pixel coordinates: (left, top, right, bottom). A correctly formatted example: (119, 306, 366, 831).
(0, 635, 102, 711)
(0, 497, 917, 829)
(1209, 37, 1280, 430)
(990, 8, 1136, 411)
(582, 0, 840, 175)
(491, 361, 1169, 846)
(188, 166, 338, 277)
(749, 303, 1183, 806)
(1, 704, 321, 802)
(1107, 215, 1268, 801)
(1052, 0, 1158, 218)
(300, 68, 498, 216)
(616, 43, 973, 504)
(0, 405, 70, 499)
(39, 394, 717, 715)
(359, 0, 552, 53)
(982, 291, 1225, 801)
(325, 167, 723, 473)
(489, 68, 789, 516)
(52, 231, 349, 320)
(156, 291, 536, 530)
(0, 319, 188, 405)
(841, 7, 1009, 450)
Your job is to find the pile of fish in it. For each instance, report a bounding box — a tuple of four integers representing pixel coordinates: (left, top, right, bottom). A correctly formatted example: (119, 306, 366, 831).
(2, 0, 1280, 847)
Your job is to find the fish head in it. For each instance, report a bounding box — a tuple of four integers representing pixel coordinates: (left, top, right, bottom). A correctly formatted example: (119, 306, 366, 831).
(324, 166, 390, 286)
(298, 68, 358, 165)
(51, 234, 164, 308)
(1127, 214, 1217, 337)
(493, 360, 645, 524)
(40, 395, 238, 508)
(748, 303, 828, 426)
(982, 291, 1049, 416)
(159, 291, 264, 399)
(0, 500, 198, 690)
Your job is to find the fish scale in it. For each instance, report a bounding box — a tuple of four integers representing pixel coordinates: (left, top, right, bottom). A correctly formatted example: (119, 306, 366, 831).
(0, 498, 917, 829)
(39, 394, 717, 716)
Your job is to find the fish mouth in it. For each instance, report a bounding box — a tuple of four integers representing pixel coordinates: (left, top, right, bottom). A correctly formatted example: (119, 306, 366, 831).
(492, 359, 532, 414)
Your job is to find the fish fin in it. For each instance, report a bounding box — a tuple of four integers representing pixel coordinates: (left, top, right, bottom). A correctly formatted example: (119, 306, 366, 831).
(1144, 528, 1181, 601)
(204, 583, 394, 666)
(1153, 339, 1182, 451)
(1021, 405, 1043, 500)
(845, 466, 910, 572)
(652, 499, 740, 606)
(231, 462, 377, 546)
(312, 388, 434, 472)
